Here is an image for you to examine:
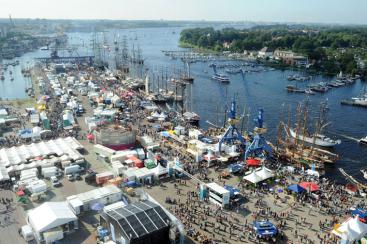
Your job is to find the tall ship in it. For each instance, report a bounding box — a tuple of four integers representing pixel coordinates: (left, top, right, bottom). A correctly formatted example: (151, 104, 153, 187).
(286, 101, 341, 148)
(94, 124, 137, 150)
(288, 128, 341, 147)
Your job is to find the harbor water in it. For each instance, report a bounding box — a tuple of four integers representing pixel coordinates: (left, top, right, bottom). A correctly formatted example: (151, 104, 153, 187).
(2, 26, 367, 182)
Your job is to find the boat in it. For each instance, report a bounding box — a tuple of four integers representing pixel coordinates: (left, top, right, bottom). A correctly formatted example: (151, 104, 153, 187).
(212, 73, 230, 83)
(0, 75, 4, 81)
(183, 111, 200, 125)
(210, 63, 230, 83)
(359, 136, 367, 145)
(286, 85, 305, 93)
(288, 127, 341, 147)
(361, 170, 367, 180)
(310, 85, 329, 93)
(181, 76, 194, 83)
(305, 89, 315, 95)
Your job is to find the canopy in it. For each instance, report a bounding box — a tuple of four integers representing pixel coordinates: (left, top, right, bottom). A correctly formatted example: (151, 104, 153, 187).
(299, 182, 319, 192)
(332, 217, 367, 242)
(256, 167, 274, 179)
(287, 184, 306, 194)
(246, 158, 261, 167)
(243, 171, 263, 184)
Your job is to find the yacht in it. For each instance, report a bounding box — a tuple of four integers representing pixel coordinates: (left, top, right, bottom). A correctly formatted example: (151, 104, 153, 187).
(288, 127, 341, 147)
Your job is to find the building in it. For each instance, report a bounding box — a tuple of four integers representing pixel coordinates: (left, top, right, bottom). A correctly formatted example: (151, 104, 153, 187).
(257, 47, 273, 59)
(206, 182, 230, 207)
(100, 200, 171, 244)
(27, 201, 78, 243)
(66, 185, 123, 215)
(293, 56, 309, 67)
(94, 124, 137, 151)
(273, 49, 309, 67)
(273, 49, 295, 60)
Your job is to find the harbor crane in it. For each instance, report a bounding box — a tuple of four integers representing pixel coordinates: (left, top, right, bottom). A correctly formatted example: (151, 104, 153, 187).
(244, 109, 273, 160)
(218, 99, 247, 154)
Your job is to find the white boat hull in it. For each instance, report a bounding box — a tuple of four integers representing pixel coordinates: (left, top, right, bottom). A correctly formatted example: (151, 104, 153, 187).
(289, 128, 341, 147)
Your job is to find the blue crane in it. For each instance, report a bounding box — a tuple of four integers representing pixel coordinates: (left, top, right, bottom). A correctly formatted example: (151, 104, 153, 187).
(218, 99, 246, 153)
(244, 109, 273, 160)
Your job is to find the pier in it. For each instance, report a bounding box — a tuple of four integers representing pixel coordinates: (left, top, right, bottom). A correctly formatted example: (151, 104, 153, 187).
(35, 55, 94, 65)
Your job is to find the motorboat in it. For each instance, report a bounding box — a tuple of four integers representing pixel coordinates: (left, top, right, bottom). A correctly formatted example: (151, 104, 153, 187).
(361, 169, 367, 180)
(289, 127, 341, 147)
(305, 89, 315, 95)
(359, 136, 367, 145)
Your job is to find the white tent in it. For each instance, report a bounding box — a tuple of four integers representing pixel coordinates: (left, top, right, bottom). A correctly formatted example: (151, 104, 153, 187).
(243, 171, 263, 184)
(28, 201, 77, 233)
(332, 217, 367, 242)
(256, 167, 274, 179)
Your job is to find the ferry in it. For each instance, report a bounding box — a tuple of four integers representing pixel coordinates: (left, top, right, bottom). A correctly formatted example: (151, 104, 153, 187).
(212, 73, 230, 83)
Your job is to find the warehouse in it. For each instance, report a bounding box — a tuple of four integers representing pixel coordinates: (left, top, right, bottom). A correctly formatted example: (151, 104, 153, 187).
(100, 200, 171, 244)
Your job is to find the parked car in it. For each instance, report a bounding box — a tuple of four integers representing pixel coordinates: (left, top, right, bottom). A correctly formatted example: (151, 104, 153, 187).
(50, 176, 61, 187)
(67, 174, 75, 181)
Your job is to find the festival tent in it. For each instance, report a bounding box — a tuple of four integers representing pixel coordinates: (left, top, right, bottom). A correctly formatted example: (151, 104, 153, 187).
(243, 171, 263, 184)
(299, 182, 320, 192)
(332, 217, 367, 242)
(287, 184, 306, 194)
(256, 167, 274, 179)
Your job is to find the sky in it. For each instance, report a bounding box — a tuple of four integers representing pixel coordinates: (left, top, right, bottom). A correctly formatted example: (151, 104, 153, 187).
(0, 0, 366, 25)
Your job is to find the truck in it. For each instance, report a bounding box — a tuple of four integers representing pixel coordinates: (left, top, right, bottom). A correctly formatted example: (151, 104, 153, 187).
(96, 171, 114, 185)
(64, 165, 84, 176)
(42, 167, 60, 179)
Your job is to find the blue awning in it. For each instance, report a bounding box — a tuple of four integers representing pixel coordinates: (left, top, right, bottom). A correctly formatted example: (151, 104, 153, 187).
(287, 184, 306, 194)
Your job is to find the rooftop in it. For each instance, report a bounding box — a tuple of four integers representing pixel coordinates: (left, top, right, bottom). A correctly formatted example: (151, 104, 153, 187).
(105, 200, 170, 240)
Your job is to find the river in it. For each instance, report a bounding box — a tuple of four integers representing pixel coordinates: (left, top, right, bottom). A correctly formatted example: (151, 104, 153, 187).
(2, 26, 367, 183)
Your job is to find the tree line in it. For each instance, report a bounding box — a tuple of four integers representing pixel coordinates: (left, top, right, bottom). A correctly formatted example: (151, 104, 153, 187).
(180, 26, 367, 76)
